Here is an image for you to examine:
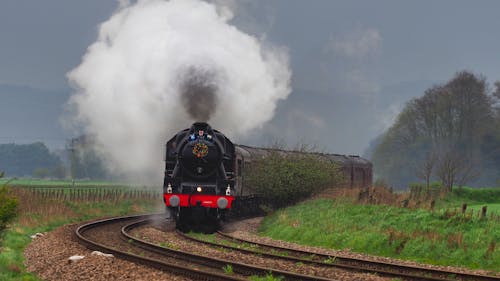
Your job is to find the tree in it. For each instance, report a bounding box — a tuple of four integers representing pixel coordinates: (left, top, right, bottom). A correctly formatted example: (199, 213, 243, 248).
(434, 148, 479, 192)
(0, 142, 62, 177)
(493, 81, 500, 100)
(372, 71, 495, 189)
(50, 165, 67, 179)
(68, 136, 108, 180)
(32, 167, 50, 179)
(415, 150, 437, 190)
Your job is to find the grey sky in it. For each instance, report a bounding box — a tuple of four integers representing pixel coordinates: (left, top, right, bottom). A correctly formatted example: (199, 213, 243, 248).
(1, 0, 499, 154)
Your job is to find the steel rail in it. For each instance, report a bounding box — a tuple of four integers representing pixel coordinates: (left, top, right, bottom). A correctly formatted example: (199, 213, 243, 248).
(75, 214, 244, 281)
(176, 230, 438, 281)
(216, 231, 500, 281)
(122, 219, 337, 281)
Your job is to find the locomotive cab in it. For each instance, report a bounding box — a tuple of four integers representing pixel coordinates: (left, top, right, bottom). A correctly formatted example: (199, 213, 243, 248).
(163, 122, 235, 232)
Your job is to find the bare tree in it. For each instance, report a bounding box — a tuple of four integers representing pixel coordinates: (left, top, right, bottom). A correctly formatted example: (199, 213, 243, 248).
(493, 81, 500, 100)
(435, 150, 461, 192)
(435, 148, 480, 192)
(415, 150, 437, 189)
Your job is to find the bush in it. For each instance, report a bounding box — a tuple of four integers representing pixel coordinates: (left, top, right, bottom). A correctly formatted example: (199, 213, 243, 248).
(452, 186, 500, 203)
(0, 172, 18, 231)
(245, 152, 343, 208)
(409, 182, 443, 201)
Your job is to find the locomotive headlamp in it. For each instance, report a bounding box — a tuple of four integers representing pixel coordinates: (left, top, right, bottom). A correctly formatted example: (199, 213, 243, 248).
(226, 184, 231, 196)
(196, 186, 202, 192)
(166, 183, 172, 194)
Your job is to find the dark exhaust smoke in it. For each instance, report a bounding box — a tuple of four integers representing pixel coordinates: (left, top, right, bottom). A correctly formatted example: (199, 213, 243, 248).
(180, 67, 219, 122)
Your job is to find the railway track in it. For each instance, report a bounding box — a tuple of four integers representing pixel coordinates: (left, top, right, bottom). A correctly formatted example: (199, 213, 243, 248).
(186, 230, 497, 281)
(76, 215, 500, 281)
(76, 214, 242, 281)
(75, 215, 335, 281)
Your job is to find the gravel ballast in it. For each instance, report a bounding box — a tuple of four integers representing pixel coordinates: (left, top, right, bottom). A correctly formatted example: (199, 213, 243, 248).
(133, 226, 389, 281)
(24, 224, 191, 281)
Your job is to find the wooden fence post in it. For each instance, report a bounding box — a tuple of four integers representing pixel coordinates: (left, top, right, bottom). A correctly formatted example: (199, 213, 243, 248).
(481, 206, 487, 219)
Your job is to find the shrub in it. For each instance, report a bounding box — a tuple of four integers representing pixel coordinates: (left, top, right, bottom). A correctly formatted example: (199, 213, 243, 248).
(0, 172, 18, 231)
(409, 182, 443, 201)
(245, 152, 343, 208)
(374, 178, 389, 188)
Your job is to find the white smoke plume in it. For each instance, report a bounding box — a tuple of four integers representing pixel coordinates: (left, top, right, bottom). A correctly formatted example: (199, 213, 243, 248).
(66, 0, 291, 183)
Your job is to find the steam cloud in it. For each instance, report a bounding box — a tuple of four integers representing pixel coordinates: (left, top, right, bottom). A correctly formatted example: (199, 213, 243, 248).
(66, 0, 291, 182)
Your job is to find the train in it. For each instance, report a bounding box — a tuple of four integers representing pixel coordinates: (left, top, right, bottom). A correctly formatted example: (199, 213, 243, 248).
(162, 122, 372, 232)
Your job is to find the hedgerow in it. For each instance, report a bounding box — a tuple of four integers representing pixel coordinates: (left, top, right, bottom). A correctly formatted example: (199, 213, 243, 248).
(0, 172, 18, 232)
(244, 152, 343, 208)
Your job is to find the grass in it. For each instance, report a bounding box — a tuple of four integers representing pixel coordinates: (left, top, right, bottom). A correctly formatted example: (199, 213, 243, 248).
(259, 198, 500, 271)
(249, 273, 284, 281)
(436, 186, 500, 218)
(0, 178, 127, 187)
(468, 203, 500, 213)
(222, 264, 234, 274)
(0, 184, 162, 281)
(438, 186, 500, 207)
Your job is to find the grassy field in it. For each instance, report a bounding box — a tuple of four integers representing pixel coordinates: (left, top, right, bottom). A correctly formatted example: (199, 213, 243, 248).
(438, 186, 500, 207)
(0, 178, 131, 187)
(259, 194, 500, 271)
(0, 181, 163, 281)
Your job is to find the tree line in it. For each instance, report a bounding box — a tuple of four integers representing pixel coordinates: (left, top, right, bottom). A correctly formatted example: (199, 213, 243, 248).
(372, 71, 500, 190)
(0, 142, 64, 178)
(0, 139, 107, 180)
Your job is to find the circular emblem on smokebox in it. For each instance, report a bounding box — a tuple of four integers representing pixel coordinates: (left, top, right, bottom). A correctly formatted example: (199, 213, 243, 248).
(193, 142, 209, 158)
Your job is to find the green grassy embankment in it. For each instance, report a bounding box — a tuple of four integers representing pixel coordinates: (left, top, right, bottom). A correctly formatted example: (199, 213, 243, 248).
(0, 180, 162, 281)
(258, 190, 500, 271)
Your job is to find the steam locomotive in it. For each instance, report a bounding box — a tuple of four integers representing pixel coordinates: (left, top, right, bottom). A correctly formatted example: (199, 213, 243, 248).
(163, 122, 236, 232)
(163, 122, 373, 232)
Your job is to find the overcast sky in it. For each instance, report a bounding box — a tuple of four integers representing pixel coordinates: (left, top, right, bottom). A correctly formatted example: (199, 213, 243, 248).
(1, 0, 500, 154)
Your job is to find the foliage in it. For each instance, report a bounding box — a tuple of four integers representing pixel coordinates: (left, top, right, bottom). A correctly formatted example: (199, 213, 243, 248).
(244, 151, 343, 208)
(68, 136, 108, 180)
(372, 71, 499, 189)
(0, 172, 18, 232)
(0, 143, 62, 177)
(32, 167, 50, 179)
(259, 198, 500, 271)
(222, 264, 233, 274)
(409, 182, 442, 201)
(249, 273, 284, 281)
(448, 186, 500, 204)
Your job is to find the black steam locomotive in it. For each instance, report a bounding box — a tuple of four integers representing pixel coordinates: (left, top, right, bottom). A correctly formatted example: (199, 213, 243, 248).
(163, 122, 373, 232)
(163, 122, 236, 232)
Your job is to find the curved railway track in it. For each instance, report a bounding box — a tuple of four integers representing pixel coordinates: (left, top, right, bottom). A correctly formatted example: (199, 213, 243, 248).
(76, 214, 242, 281)
(75, 215, 335, 281)
(196, 231, 498, 281)
(76, 215, 499, 281)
